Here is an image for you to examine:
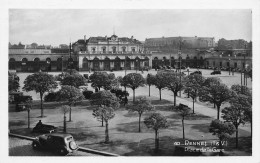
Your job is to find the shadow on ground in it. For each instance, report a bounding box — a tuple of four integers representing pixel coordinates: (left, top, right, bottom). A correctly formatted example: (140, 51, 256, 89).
(117, 121, 153, 133)
(9, 120, 26, 127)
(190, 123, 211, 133)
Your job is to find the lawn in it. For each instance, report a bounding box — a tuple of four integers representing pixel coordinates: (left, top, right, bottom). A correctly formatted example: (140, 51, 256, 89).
(9, 98, 252, 156)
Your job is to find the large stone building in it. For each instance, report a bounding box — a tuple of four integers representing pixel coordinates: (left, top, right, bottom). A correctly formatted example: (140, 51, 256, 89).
(8, 43, 77, 72)
(144, 36, 252, 70)
(74, 35, 152, 71)
(217, 38, 251, 50)
(8, 36, 252, 73)
(143, 36, 216, 68)
(144, 36, 215, 52)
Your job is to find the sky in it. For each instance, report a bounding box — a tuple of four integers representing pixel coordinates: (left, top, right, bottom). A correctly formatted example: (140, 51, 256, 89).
(9, 9, 252, 46)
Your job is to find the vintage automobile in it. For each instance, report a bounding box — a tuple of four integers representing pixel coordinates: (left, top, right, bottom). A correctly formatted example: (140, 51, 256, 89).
(190, 71, 202, 75)
(32, 122, 57, 133)
(211, 70, 221, 75)
(32, 133, 79, 155)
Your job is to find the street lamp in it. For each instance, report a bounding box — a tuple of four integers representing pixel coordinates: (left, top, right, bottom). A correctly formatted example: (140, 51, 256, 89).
(61, 56, 63, 75)
(228, 54, 231, 75)
(46, 60, 50, 74)
(135, 59, 138, 73)
(170, 54, 172, 70)
(88, 53, 91, 73)
(241, 44, 247, 87)
(179, 51, 182, 97)
(232, 55, 236, 76)
(245, 64, 249, 86)
(124, 56, 127, 76)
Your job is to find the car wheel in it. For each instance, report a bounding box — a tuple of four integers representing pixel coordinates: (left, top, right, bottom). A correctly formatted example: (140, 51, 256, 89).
(32, 141, 39, 149)
(69, 141, 78, 150)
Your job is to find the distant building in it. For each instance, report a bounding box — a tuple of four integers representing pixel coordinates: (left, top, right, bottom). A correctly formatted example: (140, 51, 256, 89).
(144, 36, 215, 53)
(25, 43, 51, 49)
(9, 42, 25, 49)
(59, 44, 69, 49)
(8, 42, 76, 72)
(217, 38, 250, 50)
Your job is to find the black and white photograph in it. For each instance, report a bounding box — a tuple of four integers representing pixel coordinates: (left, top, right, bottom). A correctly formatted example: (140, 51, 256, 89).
(1, 0, 260, 162)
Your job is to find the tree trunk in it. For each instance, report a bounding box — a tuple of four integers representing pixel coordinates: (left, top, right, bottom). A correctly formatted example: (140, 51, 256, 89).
(63, 115, 67, 133)
(236, 126, 238, 148)
(149, 85, 150, 97)
(105, 121, 109, 143)
(40, 93, 43, 117)
(219, 138, 224, 156)
(217, 104, 220, 120)
(187, 90, 190, 98)
(173, 92, 177, 106)
(27, 109, 30, 129)
(155, 130, 159, 152)
(250, 120, 252, 138)
(219, 139, 222, 149)
(214, 103, 216, 108)
(101, 116, 104, 127)
(182, 118, 185, 139)
(192, 98, 195, 114)
(69, 105, 72, 122)
(159, 89, 161, 101)
(124, 86, 127, 106)
(138, 114, 141, 132)
(133, 89, 135, 102)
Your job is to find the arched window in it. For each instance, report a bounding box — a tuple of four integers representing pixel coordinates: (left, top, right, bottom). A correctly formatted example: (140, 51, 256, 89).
(67, 58, 74, 69)
(34, 58, 40, 71)
(104, 57, 110, 71)
(114, 57, 121, 70)
(125, 57, 131, 69)
(144, 57, 149, 67)
(83, 57, 88, 69)
(22, 58, 28, 65)
(112, 47, 116, 53)
(21, 58, 28, 72)
(9, 58, 16, 70)
(122, 47, 126, 53)
(93, 57, 100, 71)
(134, 57, 140, 69)
(57, 58, 62, 71)
(46, 58, 52, 71)
(102, 47, 106, 53)
(91, 47, 96, 54)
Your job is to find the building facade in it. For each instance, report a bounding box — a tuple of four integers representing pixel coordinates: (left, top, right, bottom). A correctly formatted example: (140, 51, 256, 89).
(144, 36, 215, 52)
(9, 43, 76, 72)
(8, 36, 252, 73)
(74, 35, 152, 71)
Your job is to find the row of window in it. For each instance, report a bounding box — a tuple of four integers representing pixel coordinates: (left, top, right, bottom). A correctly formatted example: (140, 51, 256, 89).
(153, 56, 203, 60)
(91, 46, 136, 53)
(210, 61, 238, 68)
(9, 58, 73, 63)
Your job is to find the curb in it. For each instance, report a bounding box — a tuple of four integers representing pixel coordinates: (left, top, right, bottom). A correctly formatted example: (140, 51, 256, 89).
(9, 133, 119, 156)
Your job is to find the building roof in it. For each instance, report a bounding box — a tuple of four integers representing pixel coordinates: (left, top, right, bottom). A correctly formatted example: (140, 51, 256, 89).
(87, 35, 142, 44)
(9, 42, 25, 49)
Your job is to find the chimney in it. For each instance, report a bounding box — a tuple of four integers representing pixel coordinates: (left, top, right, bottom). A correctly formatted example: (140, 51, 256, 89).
(131, 36, 134, 40)
(84, 35, 86, 43)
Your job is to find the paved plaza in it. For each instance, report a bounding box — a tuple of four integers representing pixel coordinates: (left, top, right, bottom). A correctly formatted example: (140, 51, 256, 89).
(9, 69, 252, 156)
